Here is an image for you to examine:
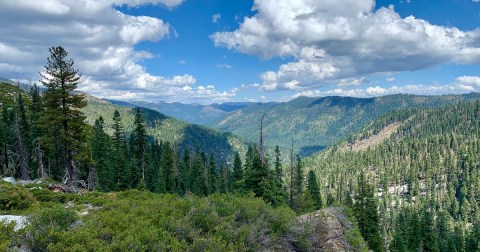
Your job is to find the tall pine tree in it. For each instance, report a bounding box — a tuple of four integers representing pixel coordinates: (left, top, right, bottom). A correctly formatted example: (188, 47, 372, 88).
(39, 46, 88, 187)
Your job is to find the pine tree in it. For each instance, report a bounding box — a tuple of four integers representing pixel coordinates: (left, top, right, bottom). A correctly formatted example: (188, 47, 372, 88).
(161, 142, 175, 193)
(219, 161, 228, 193)
(190, 149, 207, 195)
(39, 46, 88, 187)
(91, 117, 114, 191)
(131, 108, 146, 187)
(421, 205, 439, 252)
(208, 153, 218, 194)
(354, 171, 382, 252)
(112, 110, 129, 190)
(0, 106, 13, 176)
(269, 146, 287, 206)
(293, 154, 305, 209)
(232, 152, 244, 192)
(307, 170, 322, 210)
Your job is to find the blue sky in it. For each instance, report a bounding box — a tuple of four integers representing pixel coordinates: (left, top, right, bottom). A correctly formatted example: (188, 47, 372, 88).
(0, 0, 479, 103)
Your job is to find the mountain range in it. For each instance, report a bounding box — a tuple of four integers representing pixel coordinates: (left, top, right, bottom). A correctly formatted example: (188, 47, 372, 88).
(124, 93, 480, 156)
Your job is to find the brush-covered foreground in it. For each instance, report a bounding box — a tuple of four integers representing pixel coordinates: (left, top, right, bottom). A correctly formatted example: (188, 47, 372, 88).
(0, 181, 366, 252)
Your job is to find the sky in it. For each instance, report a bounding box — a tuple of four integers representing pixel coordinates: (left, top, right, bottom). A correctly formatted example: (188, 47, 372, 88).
(0, 0, 479, 104)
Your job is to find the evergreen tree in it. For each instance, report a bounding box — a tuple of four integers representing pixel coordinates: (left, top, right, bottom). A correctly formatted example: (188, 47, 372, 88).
(0, 106, 13, 176)
(232, 152, 243, 192)
(307, 170, 322, 210)
(190, 149, 207, 195)
(112, 110, 129, 190)
(468, 220, 480, 251)
(354, 171, 382, 252)
(131, 108, 146, 187)
(421, 205, 439, 252)
(91, 117, 114, 191)
(292, 154, 304, 209)
(39, 46, 88, 187)
(208, 153, 218, 194)
(161, 142, 175, 193)
(219, 161, 228, 193)
(269, 146, 287, 206)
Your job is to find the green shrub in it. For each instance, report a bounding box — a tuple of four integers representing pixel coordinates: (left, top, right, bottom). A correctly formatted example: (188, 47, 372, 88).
(0, 182, 36, 210)
(0, 221, 16, 250)
(26, 206, 79, 251)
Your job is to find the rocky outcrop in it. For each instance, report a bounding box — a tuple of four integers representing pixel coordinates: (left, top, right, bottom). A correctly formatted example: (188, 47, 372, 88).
(297, 208, 364, 252)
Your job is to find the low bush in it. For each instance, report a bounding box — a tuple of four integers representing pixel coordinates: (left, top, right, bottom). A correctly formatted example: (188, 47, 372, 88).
(0, 221, 16, 250)
(26, 205, 79, 251)
(0, 182, 36, 210)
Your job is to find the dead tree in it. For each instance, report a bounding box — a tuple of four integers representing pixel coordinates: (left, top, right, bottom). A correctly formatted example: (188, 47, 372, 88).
(32, 138, 46, 178)
(13, 112, 30, 180)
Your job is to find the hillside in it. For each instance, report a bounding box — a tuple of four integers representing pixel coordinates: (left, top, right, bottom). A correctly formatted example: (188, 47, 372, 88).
(0, 82, 31, 108)
(86, 97, 245, 161)
(305, 100, 480, 250)
(125, 100, 253, 125)
(212, 93, 480, 156)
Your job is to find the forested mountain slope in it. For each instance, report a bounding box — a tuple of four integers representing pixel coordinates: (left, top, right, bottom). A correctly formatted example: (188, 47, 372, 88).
(85, 95, 245, 160)
(213, 93, 480, 156)
(305, 100, 480, 251)
(125, 100, 253, 125)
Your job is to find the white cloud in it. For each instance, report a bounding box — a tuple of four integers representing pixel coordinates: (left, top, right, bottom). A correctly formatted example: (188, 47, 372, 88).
(212, 0, 480, 91)
(338, 77, 368, 86)
(293, 76, 480, 99)
(212, 13, 221, 23)
(0, 0, 236, 103)
(386, 77, 396, 82)
(455, 76, 480, 87)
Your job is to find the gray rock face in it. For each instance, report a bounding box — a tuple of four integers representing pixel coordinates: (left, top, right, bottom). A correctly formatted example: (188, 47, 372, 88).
(2, 177, 16, 184)
(0, 215, 28, 231)
(297, 208, 366, 252)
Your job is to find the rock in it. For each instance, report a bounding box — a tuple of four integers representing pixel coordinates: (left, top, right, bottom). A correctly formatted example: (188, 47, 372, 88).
(2, 177, 16, 185)
(0, 215, 28, 231)
(65, 201, 75, 209)
(16, 180, 34, 186)
(297, 208, 360, 252)
(48, 184, 65, 192)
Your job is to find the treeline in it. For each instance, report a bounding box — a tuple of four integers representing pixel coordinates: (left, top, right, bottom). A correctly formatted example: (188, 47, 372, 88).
(307, 100, 480, 251)
(0, 46, 323, 215)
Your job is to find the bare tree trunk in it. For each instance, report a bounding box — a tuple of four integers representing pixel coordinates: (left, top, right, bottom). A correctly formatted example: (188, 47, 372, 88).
(87, 166, 95, 191)
(33, 140, 46, 178)
(1, 143, 8, 176)
(13, 114, 30, 180)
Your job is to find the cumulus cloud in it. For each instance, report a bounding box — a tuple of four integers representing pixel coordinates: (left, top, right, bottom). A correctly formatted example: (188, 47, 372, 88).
(211, 0, 480, 91)
(0, 0, 234, 103)
(293, 76, 480, 98)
